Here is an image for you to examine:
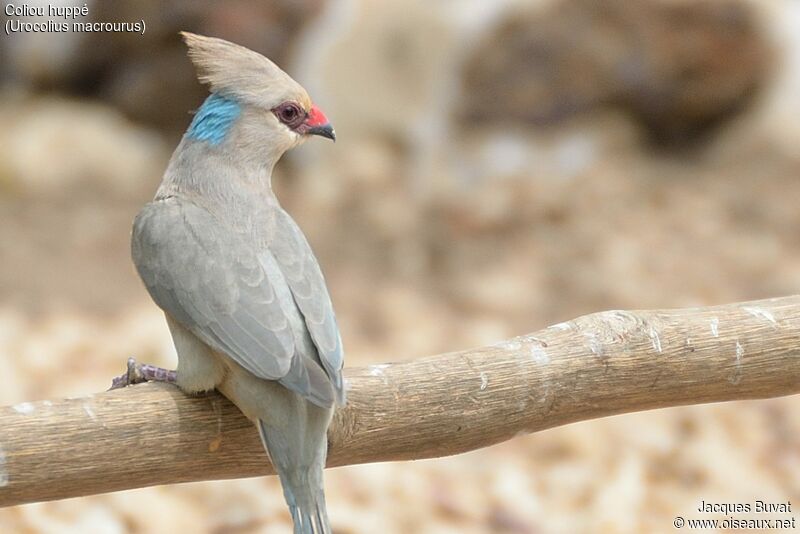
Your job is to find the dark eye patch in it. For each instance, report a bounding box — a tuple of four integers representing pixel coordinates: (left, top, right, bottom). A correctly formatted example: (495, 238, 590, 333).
(273, 102, 306, 129)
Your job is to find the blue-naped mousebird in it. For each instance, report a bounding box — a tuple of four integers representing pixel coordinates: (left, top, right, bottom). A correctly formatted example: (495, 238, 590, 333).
(129, 32, 344, 534)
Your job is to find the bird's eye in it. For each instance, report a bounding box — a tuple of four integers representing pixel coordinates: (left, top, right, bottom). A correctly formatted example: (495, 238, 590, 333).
(274, 102, 304, 128)
(281, 106, 297, 121)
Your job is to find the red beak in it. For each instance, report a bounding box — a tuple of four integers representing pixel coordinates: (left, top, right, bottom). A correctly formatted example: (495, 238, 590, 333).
(304, 105, 335, 141)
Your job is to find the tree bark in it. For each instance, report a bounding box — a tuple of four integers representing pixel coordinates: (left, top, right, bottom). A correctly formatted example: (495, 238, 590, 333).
(1, 296, 798, 507)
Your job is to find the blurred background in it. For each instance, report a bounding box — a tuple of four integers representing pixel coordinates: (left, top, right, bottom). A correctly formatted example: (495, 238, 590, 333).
(1, 0, 799, 532)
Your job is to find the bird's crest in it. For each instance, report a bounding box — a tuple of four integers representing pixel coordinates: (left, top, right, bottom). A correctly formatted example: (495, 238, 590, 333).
(181, 32, 311, 110)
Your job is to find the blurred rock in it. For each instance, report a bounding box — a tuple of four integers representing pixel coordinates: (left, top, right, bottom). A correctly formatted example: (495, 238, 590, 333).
(0, 94, 167, 194)
(0, 95, 169, 315)
(460, 0, 771, 147)
(288, 0, 466, 204)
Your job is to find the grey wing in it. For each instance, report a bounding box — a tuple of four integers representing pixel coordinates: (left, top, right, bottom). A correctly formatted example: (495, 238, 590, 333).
(270, 209, 345, 404)
(131, 197, 335, 407)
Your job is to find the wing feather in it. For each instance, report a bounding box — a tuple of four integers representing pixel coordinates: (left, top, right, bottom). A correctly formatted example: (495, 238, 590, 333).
(132, 197, 342, 407)
(132, 198, 332, 402)
(270, 210, 345, 402)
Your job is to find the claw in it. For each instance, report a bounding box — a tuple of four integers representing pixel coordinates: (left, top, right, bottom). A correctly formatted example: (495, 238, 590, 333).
(109, 357, 176, 390)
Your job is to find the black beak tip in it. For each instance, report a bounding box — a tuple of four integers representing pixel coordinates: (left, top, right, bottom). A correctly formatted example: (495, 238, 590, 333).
(309, 124, 336, 142)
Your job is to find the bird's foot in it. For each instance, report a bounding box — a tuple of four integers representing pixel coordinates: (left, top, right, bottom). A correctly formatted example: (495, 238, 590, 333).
(109, 357, 177, 390)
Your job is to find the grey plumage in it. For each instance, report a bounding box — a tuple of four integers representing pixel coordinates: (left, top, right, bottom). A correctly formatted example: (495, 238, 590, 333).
(131, 33, 343, 534)
(182, 31, 311, 111)
(132, 197, 343, 407)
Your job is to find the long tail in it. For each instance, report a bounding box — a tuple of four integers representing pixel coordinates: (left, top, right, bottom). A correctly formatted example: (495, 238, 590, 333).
(258, 419, 332, 534)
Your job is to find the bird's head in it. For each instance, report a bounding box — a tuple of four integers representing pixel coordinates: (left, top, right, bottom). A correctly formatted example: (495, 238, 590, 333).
(181, 32, 335, 159)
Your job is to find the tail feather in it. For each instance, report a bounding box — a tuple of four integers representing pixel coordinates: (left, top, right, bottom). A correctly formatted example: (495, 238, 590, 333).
(258, 419, 332, 534)
(285, 491, 331, 534)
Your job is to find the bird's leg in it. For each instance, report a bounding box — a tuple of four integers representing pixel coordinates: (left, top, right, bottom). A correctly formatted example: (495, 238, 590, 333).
(109, 356, 177, 390)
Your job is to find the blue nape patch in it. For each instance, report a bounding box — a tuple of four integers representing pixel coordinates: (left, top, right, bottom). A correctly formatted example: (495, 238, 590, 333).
(186, 93, 241, 145)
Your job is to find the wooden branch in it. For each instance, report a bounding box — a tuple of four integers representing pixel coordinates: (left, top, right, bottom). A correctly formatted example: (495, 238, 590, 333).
(1, 296, 799, 507)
